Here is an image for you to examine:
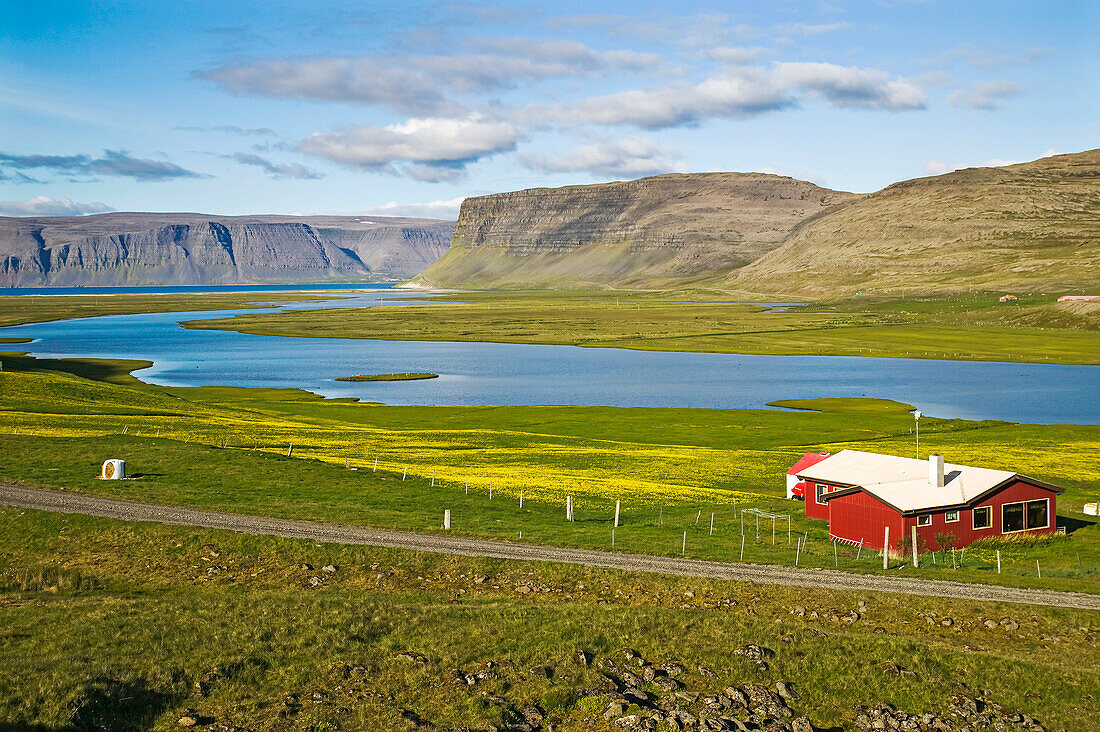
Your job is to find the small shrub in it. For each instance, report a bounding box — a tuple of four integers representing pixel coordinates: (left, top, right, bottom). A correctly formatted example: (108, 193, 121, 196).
(935, 532, 959, 550)
(541, 688, 578, 713)
(0, 565, 94, 592)
(969, 532, 1067, 550)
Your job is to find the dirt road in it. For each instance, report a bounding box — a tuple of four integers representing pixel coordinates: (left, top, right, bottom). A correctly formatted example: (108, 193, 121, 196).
(2, 484, 1096, 610)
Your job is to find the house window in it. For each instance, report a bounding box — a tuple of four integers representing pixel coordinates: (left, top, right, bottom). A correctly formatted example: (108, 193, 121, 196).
(1002, 499, 1049, 533)
(973, 506, 992, 530)
(917, 515, 931, 527)
(816, 484, 829, 505)
(945, 511, 959, 523)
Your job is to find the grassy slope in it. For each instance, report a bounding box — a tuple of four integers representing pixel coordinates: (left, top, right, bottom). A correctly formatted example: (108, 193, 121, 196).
(728, 150, 1100, 297)
(183, 291, 1100, 365)
(2, 509, 1097, 731)
(1, 354, 1097, 592)
(414, 172, 857, 290)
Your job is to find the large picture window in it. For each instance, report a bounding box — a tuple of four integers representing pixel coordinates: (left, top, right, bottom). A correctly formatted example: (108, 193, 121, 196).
(973, 506, 992, 530)
(1002, 499, 1049, 533)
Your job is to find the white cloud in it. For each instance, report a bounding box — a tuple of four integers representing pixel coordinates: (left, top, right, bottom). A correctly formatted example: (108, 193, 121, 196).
(516, 136, 689, 178)
(705, 46, 770, 65)
(358, 197, 465, 220)
(299, 115, 520, 181)
(547, 68, 792, 129)
(0, 195, 115, 217)
(226, 152, 323, 179)
(774, 21, 850, 37)
(946, 80, 1024, 110)
(925, 44, 1052, 71)
(196, 41, 667, 115)
(773, 62, 927, 109)
(533, 61, 925, 129)
(924, 149, 1058, 176)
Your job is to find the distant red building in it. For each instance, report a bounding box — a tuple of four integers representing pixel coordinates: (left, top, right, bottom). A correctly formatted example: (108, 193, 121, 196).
(792, 450, 1064, 550)
(786, 452, 830, 499)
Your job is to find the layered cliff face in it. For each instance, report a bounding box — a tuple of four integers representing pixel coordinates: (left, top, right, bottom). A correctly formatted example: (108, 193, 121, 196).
(413, 173, 857, 289)
(727, 150, 1100, 296)
(0, 213, 453, 287)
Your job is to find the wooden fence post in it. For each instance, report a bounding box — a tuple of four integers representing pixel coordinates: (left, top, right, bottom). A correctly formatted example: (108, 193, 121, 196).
(996, 550, 1001, 574)
(402, 466, 407, 481)
(443, 509, 451, 530)
(883, 526, 890, 569)
(682, 531, 687, 556)
(911, 524, 919, 568)
(615, 499, 621, 528)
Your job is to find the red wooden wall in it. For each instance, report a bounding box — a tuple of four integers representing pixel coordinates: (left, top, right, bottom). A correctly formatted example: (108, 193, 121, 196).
(826, 490, 905, 550)
(826, 480, 1058, 551)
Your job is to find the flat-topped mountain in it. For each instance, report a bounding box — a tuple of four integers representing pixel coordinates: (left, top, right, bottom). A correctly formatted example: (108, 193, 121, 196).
(0, 213, 453, 287)
(411, 173, 857, 289)
(727, 150, 1100, 296)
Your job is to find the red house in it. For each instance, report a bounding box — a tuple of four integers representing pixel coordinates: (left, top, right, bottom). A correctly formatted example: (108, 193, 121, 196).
(793, 450, 1064, 551)
(786, 452, 830, 499)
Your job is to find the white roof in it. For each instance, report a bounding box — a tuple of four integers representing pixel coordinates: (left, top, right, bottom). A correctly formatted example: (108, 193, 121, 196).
(795, 449, 1018, 513)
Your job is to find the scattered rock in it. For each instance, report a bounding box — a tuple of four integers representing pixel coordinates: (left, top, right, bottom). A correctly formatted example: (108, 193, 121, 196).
(791, 717, 815, 732)
(775, 680, 800, 701)
(322, 564, 337, 573)
(697, 664, 719, 680)
(575, 650, 592, 666)
(520, 705, 544, 726)
(177, 716, 199, 727)
(395, 651, 428, 664)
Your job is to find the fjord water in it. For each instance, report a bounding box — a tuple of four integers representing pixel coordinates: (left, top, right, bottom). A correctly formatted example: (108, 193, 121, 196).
(2, 290, 1097, 424)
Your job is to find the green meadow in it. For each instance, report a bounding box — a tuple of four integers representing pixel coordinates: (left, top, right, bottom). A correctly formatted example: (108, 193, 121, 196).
(1, 293, 1097, 730)
(1, 353, 1096, 593)
(184, 290, 1100, 365)
(1, 506, 1097, 731)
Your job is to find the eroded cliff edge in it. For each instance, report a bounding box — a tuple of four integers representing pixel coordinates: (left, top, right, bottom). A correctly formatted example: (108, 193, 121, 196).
(0, 213, 454, 286)
(413, 172, 857, 289)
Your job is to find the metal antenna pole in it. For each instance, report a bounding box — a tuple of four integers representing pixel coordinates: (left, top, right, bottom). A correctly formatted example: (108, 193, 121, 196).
(913, 410, 922, 459)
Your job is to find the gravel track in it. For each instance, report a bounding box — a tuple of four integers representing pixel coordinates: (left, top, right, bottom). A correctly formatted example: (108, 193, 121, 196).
(2, 484, 1097, 610)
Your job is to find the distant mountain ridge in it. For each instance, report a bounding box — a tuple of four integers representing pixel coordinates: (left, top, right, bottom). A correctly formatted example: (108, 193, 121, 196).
(413, 150, 1098, 295)
(412, 173, 857, 289)
(0, 213, 454, 287)
(728, 150, 1100, 296)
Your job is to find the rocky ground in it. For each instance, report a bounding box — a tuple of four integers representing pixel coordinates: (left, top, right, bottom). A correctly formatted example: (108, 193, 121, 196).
(170, 644, 1047, 732)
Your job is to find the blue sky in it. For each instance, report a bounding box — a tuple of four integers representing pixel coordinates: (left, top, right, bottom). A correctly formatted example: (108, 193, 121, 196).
(0, 0, 1095, 219)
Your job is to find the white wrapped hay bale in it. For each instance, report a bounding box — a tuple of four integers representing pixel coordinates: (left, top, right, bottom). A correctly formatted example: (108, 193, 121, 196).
(101, 459, 125, 480)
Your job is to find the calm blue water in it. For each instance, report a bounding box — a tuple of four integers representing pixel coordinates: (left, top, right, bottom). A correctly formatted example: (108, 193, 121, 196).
(1, 289, 1097, 423)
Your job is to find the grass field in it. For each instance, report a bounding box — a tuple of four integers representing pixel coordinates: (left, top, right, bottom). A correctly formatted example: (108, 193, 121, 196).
(336, 372, 440, 382)
(1, 353, 1097, 593)
(183, 291, 1100, 365)
(0, 291, 340, 328)
(1, 296, 1098, 731)
(1, 508, 1097, 731)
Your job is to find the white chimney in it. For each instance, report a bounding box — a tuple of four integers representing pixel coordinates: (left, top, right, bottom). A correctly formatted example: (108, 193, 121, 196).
(929, 455, 944, 488)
